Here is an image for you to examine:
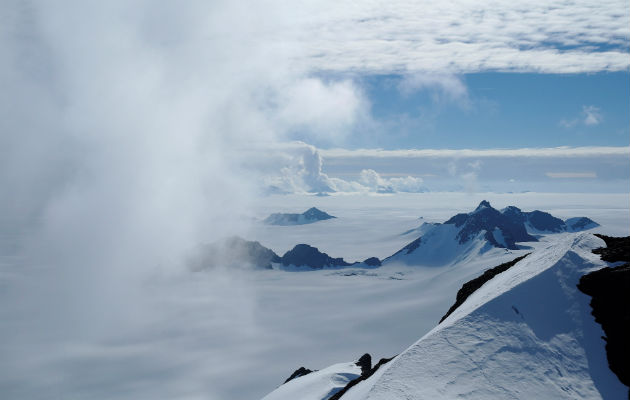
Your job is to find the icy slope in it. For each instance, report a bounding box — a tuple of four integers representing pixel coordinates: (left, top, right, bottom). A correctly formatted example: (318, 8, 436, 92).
(262, 361, 362, 400)
(343, 233, 627, 399)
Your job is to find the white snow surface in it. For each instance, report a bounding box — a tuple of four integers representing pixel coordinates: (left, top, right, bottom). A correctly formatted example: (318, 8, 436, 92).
(340, 233, 627, 399)
(262, 362, 361, 400)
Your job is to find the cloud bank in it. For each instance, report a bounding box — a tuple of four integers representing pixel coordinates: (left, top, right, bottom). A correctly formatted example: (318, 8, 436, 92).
(253, 143, 629, 194)
(272, 0, 629, 73)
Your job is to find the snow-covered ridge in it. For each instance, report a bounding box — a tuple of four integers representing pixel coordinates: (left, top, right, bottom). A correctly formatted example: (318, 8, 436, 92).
(341, 233, 627, 399)
(261, 233, 627, 399)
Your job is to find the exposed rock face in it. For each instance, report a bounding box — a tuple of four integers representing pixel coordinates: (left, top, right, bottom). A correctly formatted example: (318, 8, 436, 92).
(577, 264, 630, 392)
(356, 353, 372, 376)
(578, 234, 630, 395)
(281, 244, 351, 269)
(592, 234, 630, 262)
(439, 254, 530, 323)
(283, 367, 314, 384)
(189, 236, 281, 270)
(264, 207, 336, 226)
(444, 201, 536, 249)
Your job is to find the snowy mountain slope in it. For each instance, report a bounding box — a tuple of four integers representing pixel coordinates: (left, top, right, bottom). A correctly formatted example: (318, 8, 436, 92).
(384, 223, 499, 266)
(262, 361, 363, 400)
(264, 207, 336, 226)
(341, 233, 627, 399)
(566, 217, 600, 232)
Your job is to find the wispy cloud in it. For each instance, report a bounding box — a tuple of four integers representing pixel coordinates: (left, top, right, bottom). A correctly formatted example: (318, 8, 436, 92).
(560, 105, 603, 127)
(321, 146, 630, 158)
(398, 73, 469, 106)
(546, 172, 598, 178)
(582, 105, 603, 125)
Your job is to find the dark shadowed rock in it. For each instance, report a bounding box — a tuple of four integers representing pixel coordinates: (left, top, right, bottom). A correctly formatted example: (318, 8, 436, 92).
(593, 234, 630, 262)
(283, 366, 314, 384)
(356, 353, 372, 376)
(525, 210, 566, 232)
(578, 235, 630, 395)
(363, 257, 381, 267)
(440, 254, 530, 323)
(578, 264, 630, 391)
(281, 244, 351, 269)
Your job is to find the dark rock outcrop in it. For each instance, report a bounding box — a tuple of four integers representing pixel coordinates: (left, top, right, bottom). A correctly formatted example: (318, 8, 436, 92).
(362, 257, 382, 267)
(592, 234, 630, 262)
(356, 353, 372, 376)
(328, 354, 396, 400)
(283, 366, 314, 384)
(578, 234, 630, 394)
(264, 207, 336, 226)
(281, 244, 351, 269)
(439, 254, 530, 323)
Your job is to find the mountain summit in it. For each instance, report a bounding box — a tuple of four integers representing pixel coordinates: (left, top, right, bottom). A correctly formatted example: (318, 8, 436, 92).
(386, 201, 598, 266)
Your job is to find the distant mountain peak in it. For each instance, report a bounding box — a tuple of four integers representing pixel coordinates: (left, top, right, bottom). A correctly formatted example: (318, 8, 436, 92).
(264, 207, 336, 226)
(475, 200, 492, 210)
(281, 244, 350, 269)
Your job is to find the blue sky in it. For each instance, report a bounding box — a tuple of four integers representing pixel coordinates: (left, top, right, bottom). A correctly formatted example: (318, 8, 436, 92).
(293, 71, 629, 150)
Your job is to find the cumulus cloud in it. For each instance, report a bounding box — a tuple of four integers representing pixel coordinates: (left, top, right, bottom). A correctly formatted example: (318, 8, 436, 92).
(272, 78, 368, 143)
